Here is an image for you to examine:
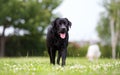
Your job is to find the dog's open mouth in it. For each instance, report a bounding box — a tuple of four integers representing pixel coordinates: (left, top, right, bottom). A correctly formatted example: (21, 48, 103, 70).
(60, 33, 66, 39)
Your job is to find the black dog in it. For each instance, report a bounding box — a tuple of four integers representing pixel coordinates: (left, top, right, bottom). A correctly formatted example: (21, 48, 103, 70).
(46, 18, 71, 66)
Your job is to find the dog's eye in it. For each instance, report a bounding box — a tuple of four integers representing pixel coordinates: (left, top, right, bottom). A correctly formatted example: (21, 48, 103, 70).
(59, 22, 61, 25)
(61, 22, 65, 25)
(63, 22, 66, 24)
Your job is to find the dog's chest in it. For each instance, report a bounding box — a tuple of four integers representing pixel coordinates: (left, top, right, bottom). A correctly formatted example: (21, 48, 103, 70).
(53, 38, 66, 48)
(54, 39, 63, 46)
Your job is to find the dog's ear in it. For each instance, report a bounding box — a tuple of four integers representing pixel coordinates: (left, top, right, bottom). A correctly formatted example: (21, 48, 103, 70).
(51, 18, 59, 27)
(65, 18, 72, 28)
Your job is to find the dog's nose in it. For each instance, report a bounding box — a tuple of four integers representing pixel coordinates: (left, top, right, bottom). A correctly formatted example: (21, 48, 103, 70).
(61, 28, 67, 33)
(62, 27, 65, 29)
(60, 24, 67, 32)
(61, 24, 66, 29)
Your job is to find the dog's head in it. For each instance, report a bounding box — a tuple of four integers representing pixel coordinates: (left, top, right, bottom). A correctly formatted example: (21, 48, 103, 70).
(52, 18, 72, 39)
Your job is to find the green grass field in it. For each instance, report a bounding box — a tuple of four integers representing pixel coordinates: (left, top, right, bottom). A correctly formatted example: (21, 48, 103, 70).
(0, 57, 120, 75)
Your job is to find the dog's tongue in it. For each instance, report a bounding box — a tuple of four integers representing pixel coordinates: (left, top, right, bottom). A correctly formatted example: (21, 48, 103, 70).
(60, 33, 66, 39)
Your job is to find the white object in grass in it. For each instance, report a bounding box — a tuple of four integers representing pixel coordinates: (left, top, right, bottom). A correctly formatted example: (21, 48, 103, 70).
(87, 44, 101, 61)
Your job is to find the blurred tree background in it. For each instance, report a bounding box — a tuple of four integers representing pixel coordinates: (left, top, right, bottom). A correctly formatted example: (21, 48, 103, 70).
(0, 0, 62, 57)
(67, 0, 120, 58)
(0, 0, 120, 58)
(96, 0, 120, 59)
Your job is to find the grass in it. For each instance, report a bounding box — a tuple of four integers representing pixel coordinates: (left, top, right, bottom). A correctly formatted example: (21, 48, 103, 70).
(0, 57, 120, 75)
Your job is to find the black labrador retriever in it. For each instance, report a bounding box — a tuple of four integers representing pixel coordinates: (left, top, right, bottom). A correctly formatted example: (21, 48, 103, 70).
(46, 18, 72, 66)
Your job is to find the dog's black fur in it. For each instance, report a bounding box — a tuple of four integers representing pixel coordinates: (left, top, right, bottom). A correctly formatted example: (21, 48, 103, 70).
(46, 18, 71, 66)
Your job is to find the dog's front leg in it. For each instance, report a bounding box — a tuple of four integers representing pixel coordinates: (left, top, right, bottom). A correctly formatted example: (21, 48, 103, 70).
(57, 50, 61, 65)
(61, 48, 67, 66)
(51, 50, 56, 65)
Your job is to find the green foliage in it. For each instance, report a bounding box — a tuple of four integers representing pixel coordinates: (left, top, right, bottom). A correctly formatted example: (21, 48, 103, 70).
(96, 14, 111, 44)
(67, 43, 116, 58)
(96, 0, 120, 58)
(67, 43, 88, 57)
(98, 43, 120, 58)
(0, 57, 120, 75)
(0, 0, 62, 56)
(116, 45, 120, 58)
(5, 36, 46, 56)
(99, 45, 112, 58)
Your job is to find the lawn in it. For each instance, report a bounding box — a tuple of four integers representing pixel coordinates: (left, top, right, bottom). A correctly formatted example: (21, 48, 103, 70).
(0, 57, 120, 75)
